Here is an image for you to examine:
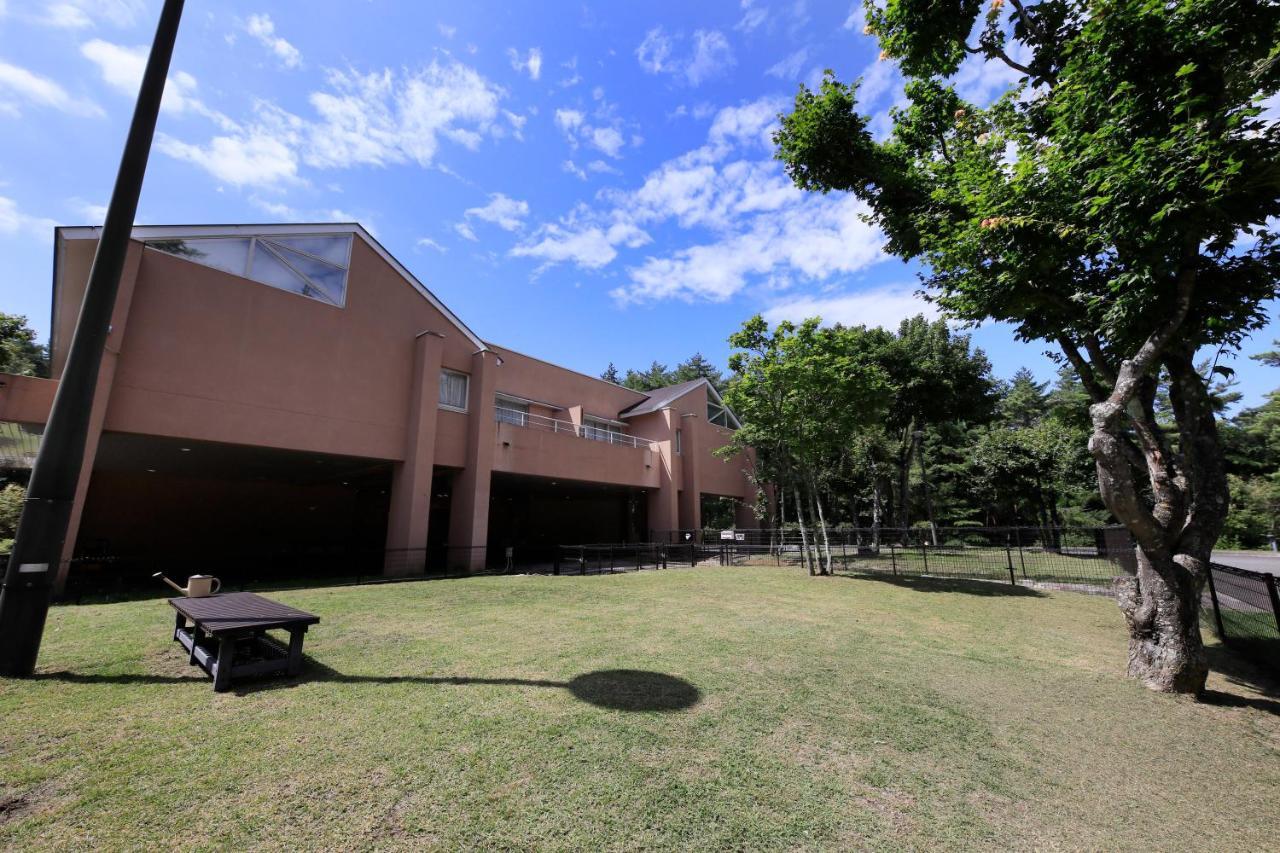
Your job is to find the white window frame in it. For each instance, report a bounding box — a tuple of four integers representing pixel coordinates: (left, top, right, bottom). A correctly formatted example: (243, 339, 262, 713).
(439, 369, 470, 412)
(583, 416, 624, 443)
(495, 395, 529, 426)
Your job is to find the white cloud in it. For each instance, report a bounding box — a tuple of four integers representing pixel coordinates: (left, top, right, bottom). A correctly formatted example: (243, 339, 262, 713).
(437, 22, 457, 39)
(507, 47, 543, 81)
(68, 197, 108, 222)
(636, 27, 735, 86)
(454, 221, 478, 241)
(590, 126, 625, 158)
(157, 130, 299, 187)
(302, 61, 505, 170)
(0, 60, 101, 117)
(245, 14, 302, 69)
(588, 159, 621, 175)
(513, 95, 889, 306)
(843, 3, 866, 31)
(0, 196, 58, 241)
(617, 193, 883, 303)
(417, 236, 447, 252)
(766, 48, 810, 80)
(555, 106, 628, 159)
(21, 0, 144, 28)
(464, 193, 529, 231)
(562, 160, 587, 180)
(950, 43, 1033, 106)
(156, 58, 509, 188)
(737, 0, 768, 32)
(555, 108, 584, 135)
(80, 39, 233, 127)
(38, 4, 93, 28)
(512, 221, 649, 270)
(636, 28, 673, 74)
(763, 285, 939, 329)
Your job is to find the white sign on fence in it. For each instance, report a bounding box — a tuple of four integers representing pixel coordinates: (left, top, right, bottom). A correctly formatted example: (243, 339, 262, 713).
(720, 530, 735, 540)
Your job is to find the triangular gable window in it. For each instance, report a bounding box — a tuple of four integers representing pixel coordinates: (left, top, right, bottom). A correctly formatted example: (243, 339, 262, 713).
(146, 233, 352, 307)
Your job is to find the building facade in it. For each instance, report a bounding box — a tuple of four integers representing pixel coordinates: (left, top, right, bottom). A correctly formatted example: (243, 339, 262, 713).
(0, 224, 757, 588)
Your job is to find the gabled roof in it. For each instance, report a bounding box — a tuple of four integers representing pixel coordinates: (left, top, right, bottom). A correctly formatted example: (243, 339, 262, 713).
(619, 377, 742, 428)
(54, 222, 488, 353)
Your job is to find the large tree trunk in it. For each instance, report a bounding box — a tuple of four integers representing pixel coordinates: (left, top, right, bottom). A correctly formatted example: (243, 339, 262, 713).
(1062, 267, 1228, 695)
(1115, 549, 1208, 692)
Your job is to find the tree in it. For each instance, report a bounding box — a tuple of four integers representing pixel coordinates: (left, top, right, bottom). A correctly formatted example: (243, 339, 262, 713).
(775, 0, 1280, 692)
(0, 314, 48, 378)
(622, 361, 673, 392)
(998, 367, 1049, 428)
(722, 317, 890, 574)
(600, 363, 622, 385)
(877, 316, 995, 539)
(671, 352, 726, 392)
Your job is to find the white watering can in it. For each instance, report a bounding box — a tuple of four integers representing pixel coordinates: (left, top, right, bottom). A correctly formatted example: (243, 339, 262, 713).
(153, 572, 221, 597)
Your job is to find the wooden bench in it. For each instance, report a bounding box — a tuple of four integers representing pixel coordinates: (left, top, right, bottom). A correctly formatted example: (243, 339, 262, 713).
(167, 592, 320, 692)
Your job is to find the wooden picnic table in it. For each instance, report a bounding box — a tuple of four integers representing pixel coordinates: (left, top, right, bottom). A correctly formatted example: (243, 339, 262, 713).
(167, 592, 320, 691)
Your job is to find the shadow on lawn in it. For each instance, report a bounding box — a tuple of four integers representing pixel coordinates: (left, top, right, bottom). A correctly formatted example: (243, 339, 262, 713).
(834, 571, 1046, 597)
(34, 666, 702, 712)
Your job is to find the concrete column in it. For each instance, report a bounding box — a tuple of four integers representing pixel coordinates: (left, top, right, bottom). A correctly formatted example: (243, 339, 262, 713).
(384, 331, 445, 576)
(448, 349, 500, 571)
(53, 243, 144, 595)
(678, 413, 701, 534)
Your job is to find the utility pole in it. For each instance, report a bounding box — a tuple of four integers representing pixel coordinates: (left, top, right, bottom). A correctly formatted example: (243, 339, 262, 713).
(0, 0, 185, 676)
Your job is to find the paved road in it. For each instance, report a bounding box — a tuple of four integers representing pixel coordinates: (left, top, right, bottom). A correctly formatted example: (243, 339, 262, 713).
(1212, 550, 1280, 576)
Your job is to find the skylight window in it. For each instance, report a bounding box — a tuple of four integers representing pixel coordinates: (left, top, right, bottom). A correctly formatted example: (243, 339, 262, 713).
(146, 233, 352, 307)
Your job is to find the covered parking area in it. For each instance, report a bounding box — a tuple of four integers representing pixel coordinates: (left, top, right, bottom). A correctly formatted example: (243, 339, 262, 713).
(69, 432, 395, 589)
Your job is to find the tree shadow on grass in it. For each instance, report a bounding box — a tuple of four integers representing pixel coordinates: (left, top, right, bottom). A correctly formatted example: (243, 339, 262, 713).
(833, 571, 1046, 597)
(32, 665, 702, 711)
(1201, 643, 1280, 715)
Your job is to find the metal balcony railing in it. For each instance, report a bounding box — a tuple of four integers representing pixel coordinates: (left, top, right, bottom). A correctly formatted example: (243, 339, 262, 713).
(494, 406, 656, 450)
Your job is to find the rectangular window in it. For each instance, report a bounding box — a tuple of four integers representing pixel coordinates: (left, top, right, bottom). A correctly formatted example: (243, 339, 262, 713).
(495, 396, 529, 426)
(675, 428, 683, 455)
(439, 370, 469, 411)
(583, 417, 624, 443)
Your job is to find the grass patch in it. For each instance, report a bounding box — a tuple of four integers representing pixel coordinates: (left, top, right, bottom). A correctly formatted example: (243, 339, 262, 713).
(3, 565, 1279, 850)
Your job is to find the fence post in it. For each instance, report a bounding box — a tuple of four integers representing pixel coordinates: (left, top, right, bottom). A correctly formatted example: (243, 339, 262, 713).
(1005, 543, 1016, 586)
(1205, 564, 1227, 640)
(661, 545, 667, 570)
(890, 543, 897, 575)
(1015, 529, 1027, 577)
(636, 545, 642, 571)
(609, 545, 615, 572)
(920, 541, 929, 574)
(1267, 574, 1280, 636)
(841, 538, 847, 571)
(554, 548, 561, 576)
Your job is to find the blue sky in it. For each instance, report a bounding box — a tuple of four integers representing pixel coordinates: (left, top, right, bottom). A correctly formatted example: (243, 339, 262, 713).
(0, 0, 1276, 407)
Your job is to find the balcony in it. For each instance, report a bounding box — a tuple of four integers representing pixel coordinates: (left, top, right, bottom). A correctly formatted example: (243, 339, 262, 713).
(494, 406, 656, 450)
(492, 405, 660, 488)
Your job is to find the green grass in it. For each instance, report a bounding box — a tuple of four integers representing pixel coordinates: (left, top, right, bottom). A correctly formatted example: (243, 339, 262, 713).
(3, 566, 1279, 850)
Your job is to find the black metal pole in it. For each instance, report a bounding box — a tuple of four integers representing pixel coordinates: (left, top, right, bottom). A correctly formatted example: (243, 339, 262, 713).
(0, 0, 184, 676)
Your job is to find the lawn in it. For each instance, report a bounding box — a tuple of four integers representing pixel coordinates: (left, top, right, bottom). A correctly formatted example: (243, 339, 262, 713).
(3, 566, 1279, 850)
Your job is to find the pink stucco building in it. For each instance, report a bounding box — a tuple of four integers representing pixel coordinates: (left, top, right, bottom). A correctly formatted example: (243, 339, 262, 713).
(0, 224, 757, 588)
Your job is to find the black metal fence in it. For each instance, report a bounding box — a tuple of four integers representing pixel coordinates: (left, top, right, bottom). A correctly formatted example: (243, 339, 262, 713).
(719, 539, 1134, 591)
(1203, 561, 1280, 670)
(552, 543, 702, 575)
(47, 541, 707, 602)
